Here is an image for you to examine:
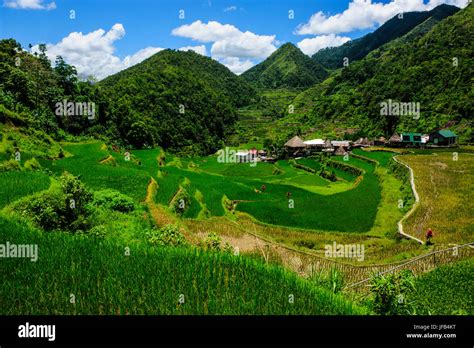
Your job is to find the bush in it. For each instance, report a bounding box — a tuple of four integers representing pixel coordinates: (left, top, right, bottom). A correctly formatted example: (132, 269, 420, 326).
(89, 225, 107, 238)
(169, 186, 191, 216)
(12, 172, 93, 232)
(146, 224, 188, 247)
(369, 270, 415, 315)
(0, 159, 21, 172)
(203, 232, 233, 253)
(93, 189, 135, 212)
(204, 232, 222, 251)
(24, 158, 41, 171)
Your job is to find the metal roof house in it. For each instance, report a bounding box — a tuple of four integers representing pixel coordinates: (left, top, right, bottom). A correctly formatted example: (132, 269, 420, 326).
(429, 129, 458, 146)
(400, 132, 426, 144)
(331, 140, 351, 148)
(303, 139, 325, 147)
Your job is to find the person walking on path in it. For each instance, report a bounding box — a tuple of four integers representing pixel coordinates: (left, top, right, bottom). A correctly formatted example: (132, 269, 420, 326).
(425, 228, 434, 244)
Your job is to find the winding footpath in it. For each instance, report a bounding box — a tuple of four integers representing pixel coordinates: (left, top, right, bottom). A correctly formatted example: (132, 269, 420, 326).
(393, 155, 424, 244)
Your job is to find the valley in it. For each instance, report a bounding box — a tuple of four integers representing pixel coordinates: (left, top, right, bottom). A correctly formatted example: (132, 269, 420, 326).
(0, 2, 472, 317)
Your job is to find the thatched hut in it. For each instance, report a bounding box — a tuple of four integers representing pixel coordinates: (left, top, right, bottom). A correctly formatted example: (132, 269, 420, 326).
(284, 136, 306, 158)
(284, 136, 306, 149)
(335, 145, 347, 156)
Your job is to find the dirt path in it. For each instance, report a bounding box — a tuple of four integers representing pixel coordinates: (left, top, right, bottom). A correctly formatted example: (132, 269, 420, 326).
(144, 177, 177, 226)
(393, 155, 424, 244)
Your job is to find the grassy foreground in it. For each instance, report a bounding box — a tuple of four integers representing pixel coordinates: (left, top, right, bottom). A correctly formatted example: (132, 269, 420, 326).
(412, 259, 473, 315)
(0, 216, 366, 315)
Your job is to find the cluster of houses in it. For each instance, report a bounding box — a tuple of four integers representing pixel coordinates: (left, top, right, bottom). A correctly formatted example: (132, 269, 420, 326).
(283, 129, 458, 158)
(232, 129, 458, 163)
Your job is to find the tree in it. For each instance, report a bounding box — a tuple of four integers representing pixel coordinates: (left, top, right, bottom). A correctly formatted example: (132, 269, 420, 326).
(126, 121, 154, 149)
(54, 56, 78, 96)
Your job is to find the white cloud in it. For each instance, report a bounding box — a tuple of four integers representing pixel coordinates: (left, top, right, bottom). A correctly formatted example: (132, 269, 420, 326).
(31, 24, 163, 80)
(219, 57, 255, 75)
(224, 5, 237, 12)
(123, 46, 164, 68)
(172, 20, 277, 73)
(296, 0, 469, 35)
(179, 45, 207, 56)
(297, 34, 351, 56)
(3, 0, 56, 10)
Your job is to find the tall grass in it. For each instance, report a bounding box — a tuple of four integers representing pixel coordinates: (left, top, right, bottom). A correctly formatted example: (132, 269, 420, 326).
(0, 171, 50, 208)
(411, 259, 473, 315)
(0, 216, 366, 315)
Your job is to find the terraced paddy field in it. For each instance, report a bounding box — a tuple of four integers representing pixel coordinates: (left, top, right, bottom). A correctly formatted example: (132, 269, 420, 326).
(38, 142, 385, 232)
(399, 152, 474, 245)
(0, 137, 472, 316)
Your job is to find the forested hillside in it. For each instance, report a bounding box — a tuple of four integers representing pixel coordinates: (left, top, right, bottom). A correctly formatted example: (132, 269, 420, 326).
(0, 43, 248, 154)
(311, 4, 459, 69)
(241, 43, 327, 90)
(0, 39, 107, 136)
(99, 49, 253, 154)
(288, 3, 473, 140)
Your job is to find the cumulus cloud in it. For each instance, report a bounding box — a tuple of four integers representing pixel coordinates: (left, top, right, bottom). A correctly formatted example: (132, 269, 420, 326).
(297, 34, 351, 56)
(123, 46, 164, 68)
(31, 24, 163, 80)
(172, 20, 277, 73)
(296, 0, 469, 35)
(178, 45, 207, 56)
(3, 0, 56, 10)
(219, 57, 254, 74)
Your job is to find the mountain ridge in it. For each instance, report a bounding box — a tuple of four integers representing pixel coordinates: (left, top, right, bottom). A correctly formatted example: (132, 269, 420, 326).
(311, 4, 460, 69)
(241, 42, 328, 90)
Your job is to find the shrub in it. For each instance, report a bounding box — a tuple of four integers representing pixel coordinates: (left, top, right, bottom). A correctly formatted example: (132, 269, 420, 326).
(169, 186, 191, 216)
(24, 158, 41, 171)
(203, 232, 233, 253)
(146, 224, 188, 247)
(369, 270, 415, 315)
(93, 189, 136, 212)
(12, 172, 93, 232)
(0, 159, 21, 172)
(89, 225, 108, 238)
(204, 232, 222, 251)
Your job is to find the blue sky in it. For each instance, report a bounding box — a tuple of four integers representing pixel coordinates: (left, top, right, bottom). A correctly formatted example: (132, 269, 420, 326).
(0, 0, 468, 78)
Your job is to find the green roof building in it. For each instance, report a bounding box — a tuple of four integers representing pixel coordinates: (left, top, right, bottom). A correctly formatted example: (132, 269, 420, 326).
(429, 129, 457, 146)
(400, 132, 424, 143)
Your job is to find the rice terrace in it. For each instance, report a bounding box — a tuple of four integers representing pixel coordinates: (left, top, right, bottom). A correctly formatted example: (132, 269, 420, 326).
(0, 0, 473, 336)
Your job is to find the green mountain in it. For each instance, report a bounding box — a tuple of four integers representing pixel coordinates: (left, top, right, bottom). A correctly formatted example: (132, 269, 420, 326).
(287, 3, 473, 140)
(0, 42, 252, 154)
(241, 43, 328, 89)
(312, 4, 460, 69)
(99, 49, 257, 153)
(101, 49, 254, 109)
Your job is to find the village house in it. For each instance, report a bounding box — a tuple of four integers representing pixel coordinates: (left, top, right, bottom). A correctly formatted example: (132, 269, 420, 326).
(331, 140, 351, 150)
(284, 136, 306, 157)
(303, 138, 325, 154)
(353, 137, 370, 148)
(429, 129, 457, 146)
(334, 145, 348, 156)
